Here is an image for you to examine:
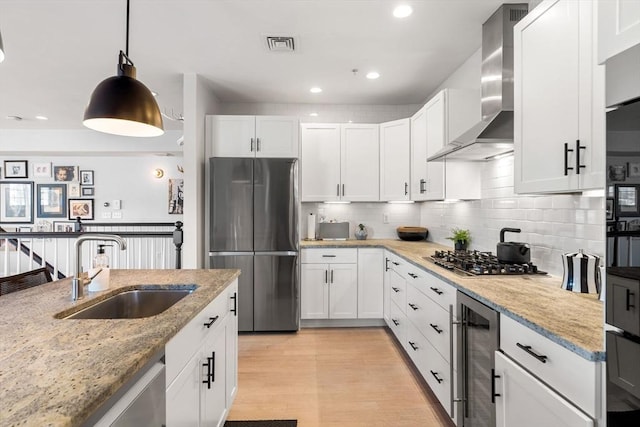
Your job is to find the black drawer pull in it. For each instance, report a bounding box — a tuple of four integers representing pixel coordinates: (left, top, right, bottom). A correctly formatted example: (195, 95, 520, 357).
(322, 254, 336, 257)
(230, 292, 237, 316)
(627, 289, 635, 310)
(430, 287, 443, 295)
(392, 261, 400, 266)
(491, 368, 501, 403)
(516, 342, 548, 363)
(385, 258, 390, 271)
(430, 370, 443, 384)
(391, 287, 400, 293)
(392, 318, 400, 326)
(564, 142, 574, 176)
(204, 315, 219, 328)
(202, 355, 214, 389)
(409, 341, 418, 351)
(430, 323, 443, 334)
(408, 272, 418, 279)
(408, 303, 419, 311)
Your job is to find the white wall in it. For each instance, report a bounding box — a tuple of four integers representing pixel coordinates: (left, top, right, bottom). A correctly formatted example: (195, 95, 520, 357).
(183, 74, 221, 268)
(220, 102, 422, 124)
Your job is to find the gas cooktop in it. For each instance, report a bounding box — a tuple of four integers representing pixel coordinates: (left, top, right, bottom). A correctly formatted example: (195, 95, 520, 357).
(425, 250, 547, 277)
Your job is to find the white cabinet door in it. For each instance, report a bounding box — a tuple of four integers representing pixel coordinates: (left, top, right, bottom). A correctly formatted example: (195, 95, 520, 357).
(380, 118, 411, 201)
(383, 252, 391, 324)
(424, 92, 446, 200)
(514, 0, 603, 193)
(255, 116, 299, 158)
(341, 124, 380, 201)
(201, 323, 227, 427)
(166, 349, 202, 427)
(301, 124, 341, 202)
(495, 352, 594, 427)
(329, 263, 358, 319)
(209, 116, 255, 157)
(410, 105, 429, 201)
(301, 263, 329, 319)
(598, 0, 640, 63)
(357, 248, 384, 319)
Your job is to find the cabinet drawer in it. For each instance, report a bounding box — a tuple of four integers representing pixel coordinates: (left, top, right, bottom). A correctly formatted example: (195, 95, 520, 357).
(412, 324, 452, 413)
(606, 273, 640, 335)
(386, 252, 406, 274)
(389, 300, 407, 347)
(409, 270, 456, 311)
(406, 284, 451, 363)
(166, 285, 232, 386)
(389, 269, 407, 314)
(500, 315, 598, 417)
(302, 248, 358, 264)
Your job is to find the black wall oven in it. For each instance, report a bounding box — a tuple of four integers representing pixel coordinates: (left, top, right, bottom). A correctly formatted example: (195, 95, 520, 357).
(457, 291, 500, 427)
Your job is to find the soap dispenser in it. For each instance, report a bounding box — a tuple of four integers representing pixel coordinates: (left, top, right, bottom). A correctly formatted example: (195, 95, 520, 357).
(88, 244, 111, 292)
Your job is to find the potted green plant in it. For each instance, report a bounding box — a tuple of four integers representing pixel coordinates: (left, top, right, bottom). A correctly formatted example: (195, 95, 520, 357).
(355, 223, 368, 240)
(447, 228, 470, 251)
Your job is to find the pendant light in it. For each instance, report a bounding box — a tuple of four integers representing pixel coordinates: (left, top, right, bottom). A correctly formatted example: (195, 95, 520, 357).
(83, 0, 163, 137)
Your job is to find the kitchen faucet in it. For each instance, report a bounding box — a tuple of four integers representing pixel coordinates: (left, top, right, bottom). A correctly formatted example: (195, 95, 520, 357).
(72, 234, 127, 301)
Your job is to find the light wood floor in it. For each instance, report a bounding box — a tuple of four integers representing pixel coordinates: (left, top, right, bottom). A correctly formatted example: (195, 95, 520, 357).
(227, 327, 454, 427)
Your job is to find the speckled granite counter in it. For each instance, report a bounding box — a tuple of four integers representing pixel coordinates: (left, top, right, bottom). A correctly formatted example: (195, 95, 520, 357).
(302, 239, 604, 361)
(0, 268, 240, 427)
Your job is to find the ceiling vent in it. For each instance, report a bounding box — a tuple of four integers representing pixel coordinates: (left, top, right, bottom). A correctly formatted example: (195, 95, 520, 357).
(266, 36, 295, 52)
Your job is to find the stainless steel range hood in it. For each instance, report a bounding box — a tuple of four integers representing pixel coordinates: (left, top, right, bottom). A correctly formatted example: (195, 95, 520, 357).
(428, 4, 528, 162)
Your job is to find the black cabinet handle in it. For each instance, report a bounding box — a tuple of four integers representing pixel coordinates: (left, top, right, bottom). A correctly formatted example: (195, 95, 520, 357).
(342, 184, 345, 196)
(626, 289, 635, 310)
(391, 287, 400, 293)
(430, 287, 443, 295)
(407, 272, 418, 279)
(409, 341, 418, 351)
(491, 368, 501, 403)
(430, 370, 443, 384)
(337, 184, 340, 197)
(420, 179, 426, 194)
(230, 292, 237, 316)
(250, 138, 255, 152)
(204, 315, 219, 328)
(430, 323, 443, 334)
(322, 254, 336, 257)
(325, 270, 328, 284)
(404, 182, 408, 195)
(256, 138, 261, 152)
(408, 303, 419, 311)
(202, 355, 213, 389)
(564, 142, 574, 176)
(392, 318, 400, 326)
(576, 140, 586, 174)
(330, 270, 334, 284)
(211, 351, 216, 383)
(385, 258, 390, 272)
(516, 342, 548, 363)
(392, 261, 400, 266)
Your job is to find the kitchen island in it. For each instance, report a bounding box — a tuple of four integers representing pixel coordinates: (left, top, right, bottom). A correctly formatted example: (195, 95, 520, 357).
(0, 268, 240, 426)
(302, 238, 604, 360)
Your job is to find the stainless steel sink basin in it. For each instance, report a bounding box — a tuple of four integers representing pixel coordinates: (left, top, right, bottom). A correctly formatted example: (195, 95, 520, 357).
(63, 288, 195, 319)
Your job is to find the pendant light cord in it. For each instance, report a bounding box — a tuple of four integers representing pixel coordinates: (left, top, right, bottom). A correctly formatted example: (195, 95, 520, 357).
(125, 0, 130, 57)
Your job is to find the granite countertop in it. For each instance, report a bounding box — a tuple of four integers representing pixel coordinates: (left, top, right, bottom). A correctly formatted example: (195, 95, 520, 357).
(301, 239, 604, 361)
(0, 268, 240, 427)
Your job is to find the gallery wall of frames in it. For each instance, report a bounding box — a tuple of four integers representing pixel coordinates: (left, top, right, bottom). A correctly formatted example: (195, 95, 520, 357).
(0, 158, 183, 232)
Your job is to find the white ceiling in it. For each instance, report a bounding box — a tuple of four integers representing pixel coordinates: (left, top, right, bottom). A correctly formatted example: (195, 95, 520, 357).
(0, 0, 506, 131)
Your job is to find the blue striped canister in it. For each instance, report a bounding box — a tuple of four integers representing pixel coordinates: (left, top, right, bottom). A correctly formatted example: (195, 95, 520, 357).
(561, 249, 601, 294)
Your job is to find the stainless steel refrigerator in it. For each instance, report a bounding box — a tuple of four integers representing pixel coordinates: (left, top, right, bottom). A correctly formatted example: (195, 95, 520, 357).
(208, 157, 299, 332)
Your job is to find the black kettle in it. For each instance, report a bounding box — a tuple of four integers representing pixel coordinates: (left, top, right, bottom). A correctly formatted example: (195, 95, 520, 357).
(497, 228, 531, 264)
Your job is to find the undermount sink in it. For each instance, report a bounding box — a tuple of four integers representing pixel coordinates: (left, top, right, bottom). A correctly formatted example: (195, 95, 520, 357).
(61, 287, 196, 319)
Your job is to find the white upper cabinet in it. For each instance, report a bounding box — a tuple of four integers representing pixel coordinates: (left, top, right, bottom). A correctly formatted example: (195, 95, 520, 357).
(598, 0, 640, 64)
(380, 118, 411, 201)
(301, 124, 342, 202)
(411, 104, 444, 201)
(514, 0, 604, 194)
(341, 124, 380, 201)
(301, 123, 379, 202)
(207, 115, 299, 158)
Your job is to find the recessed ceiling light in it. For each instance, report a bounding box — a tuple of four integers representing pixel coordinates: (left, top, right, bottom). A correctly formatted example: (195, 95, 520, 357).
(366, 71, 380, 79)
(393, 5, 413, 18)
(35, 115, 48, 120)
(309, 112, 318, 117)
(310, 87, 322, 93)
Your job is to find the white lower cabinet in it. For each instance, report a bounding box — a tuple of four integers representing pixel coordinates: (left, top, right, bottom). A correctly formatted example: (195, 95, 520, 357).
(166, 280, 238, 427)
(495, 351, 593, 427)
(357, 248, 384, 318)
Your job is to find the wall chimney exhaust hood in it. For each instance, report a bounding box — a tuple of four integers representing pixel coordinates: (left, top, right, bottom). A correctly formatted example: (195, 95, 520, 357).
(428, 4, 528, 162)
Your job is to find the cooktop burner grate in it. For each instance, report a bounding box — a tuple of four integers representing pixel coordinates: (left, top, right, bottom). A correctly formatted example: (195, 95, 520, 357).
(425, 250, 547, 277)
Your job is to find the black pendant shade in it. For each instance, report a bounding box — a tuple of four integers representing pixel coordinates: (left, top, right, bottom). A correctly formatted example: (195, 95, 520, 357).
(83, 56, 164, 137)
(83, 0, 164, 137)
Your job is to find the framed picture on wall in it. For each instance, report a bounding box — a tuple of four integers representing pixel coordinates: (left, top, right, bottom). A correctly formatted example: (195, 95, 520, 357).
(609, 164, 628, 182)
(53, 221, 75, 232)
(3, 160, 28, 179)
(53, 166, 78, 182)
(0, 181, 34, 223)
(615, 184, 640, 217)
(36, 183, 67, 218)
(630, 163, 640, 178)
(68, 182, 80, 197)
(606, 198, 615, 221)
(168, 179, 184, 214)
(81, 187, 94, 196)
(32, 162, 52, 178)
(68, 198, 94, 220)
(80, 170, 94, 186)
